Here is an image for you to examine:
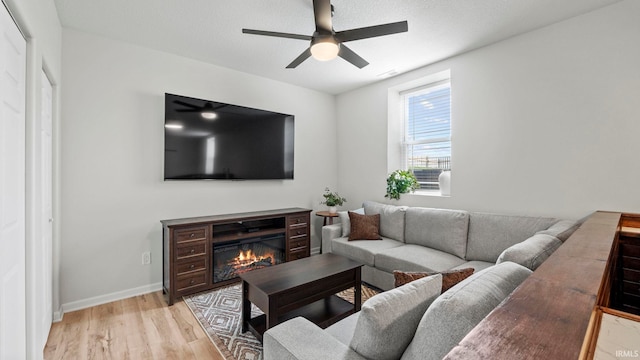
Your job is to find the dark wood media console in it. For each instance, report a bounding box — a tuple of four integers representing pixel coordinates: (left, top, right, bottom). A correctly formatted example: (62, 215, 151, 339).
(161, 208, 311, 305)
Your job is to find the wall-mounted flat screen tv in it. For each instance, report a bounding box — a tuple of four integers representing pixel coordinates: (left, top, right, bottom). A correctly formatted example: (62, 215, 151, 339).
(164, 93, 294, 180)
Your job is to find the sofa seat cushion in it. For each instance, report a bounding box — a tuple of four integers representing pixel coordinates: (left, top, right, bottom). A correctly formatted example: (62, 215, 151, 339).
(401, 262, 533, 360)
(497, 233, 562, 271)
(375, 244, 466, 273)
(450, 260, 494, 273)
(363, 201, 408, 242)
(331, 237, 404, 267)
(350, 274, 443, 360)
(264, 317, 367, 360)
(405, 207, 470, 259)
(466, 212, 557, 263)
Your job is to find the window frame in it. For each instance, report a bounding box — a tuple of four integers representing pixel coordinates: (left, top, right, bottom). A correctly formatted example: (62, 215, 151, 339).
(393, 73, 452, 196)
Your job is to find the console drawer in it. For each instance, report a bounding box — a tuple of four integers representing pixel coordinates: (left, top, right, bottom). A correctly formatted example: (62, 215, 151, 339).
(175, 257, 207, 276)
(176, 227, 207, 243)
(288, 215, 308, 228)
(176, 271, 207, 292)
(175, 240, 207, 260)
(289, 225, 308, 240)
(289, 238, 308, 249)
(288, 248, 308, 261)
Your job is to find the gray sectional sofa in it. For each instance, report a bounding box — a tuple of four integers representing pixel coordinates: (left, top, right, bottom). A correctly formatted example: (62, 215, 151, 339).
(262, 202, 580, 360)
(322, 201, 579, 290)
(264, 261, 533, 360)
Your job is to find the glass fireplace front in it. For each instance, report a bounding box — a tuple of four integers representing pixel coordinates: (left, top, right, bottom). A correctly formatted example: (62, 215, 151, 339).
(212, 234, 285, 283)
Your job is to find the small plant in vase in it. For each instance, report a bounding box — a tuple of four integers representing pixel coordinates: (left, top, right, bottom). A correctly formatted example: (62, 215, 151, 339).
(385, 170, 420, 200)
(321, 187, 347, 214)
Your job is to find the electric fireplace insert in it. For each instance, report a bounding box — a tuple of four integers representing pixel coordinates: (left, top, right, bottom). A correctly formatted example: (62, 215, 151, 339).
(212, 234, 286, 283)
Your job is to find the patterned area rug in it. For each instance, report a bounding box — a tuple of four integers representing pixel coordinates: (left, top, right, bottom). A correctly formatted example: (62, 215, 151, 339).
(184, 283, 380, 360)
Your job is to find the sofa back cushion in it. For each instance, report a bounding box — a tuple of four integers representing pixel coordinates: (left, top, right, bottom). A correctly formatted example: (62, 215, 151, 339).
(350, 273, 442, 360)
(465, 213, 556, 262)
(363, 201, 408, 242)
(401, 262, 532, 360)
(405, 207, 470, 259)
(536, 219, 580, 242)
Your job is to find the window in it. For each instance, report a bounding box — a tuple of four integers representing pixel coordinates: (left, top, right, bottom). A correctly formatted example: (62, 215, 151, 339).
(401, 79, 451, 191)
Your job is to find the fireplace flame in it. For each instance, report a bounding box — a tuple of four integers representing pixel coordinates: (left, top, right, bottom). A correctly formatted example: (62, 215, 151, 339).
(238, 249, 254, 262)
(232, 248, 275, 270)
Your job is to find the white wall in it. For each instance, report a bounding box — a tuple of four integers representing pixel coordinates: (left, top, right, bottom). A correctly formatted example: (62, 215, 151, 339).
(60, 29, 337, 307)
(337, 0, 640, 220)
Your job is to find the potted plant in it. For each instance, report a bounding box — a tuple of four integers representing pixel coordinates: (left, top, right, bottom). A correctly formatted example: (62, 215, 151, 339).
(385, 170, 419, 200)
(321, 187, 347, 213)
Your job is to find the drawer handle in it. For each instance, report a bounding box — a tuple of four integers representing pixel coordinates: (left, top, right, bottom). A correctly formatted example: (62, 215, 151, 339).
(190, 249, 195, 254)
(296, 219, 301, 223)
(190, 279, 195, 284)
(190, 233, 195, 238)
(297, 230, 302, 235)
(190, 264, 195, 269)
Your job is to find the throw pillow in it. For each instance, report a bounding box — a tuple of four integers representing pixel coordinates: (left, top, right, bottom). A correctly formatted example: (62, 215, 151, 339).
(350, 274, 442, 360)
(348, 212, 382, 241)
(393, 268, 475, 292)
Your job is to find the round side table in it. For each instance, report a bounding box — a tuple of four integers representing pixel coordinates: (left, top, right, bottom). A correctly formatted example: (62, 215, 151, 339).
(316, 211, 339, 226)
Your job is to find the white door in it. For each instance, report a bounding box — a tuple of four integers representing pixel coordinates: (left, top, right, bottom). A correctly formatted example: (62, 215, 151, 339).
(0, 4, 27, 360)
(36, 69, 53, 355)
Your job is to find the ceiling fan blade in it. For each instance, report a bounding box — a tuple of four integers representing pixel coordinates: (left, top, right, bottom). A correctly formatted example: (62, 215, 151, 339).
(335, 21, 408, 43)
(338, 44, 369, 69)
(286, 48, 312, 69)
(242, 29, 312, 41)
(173, 100, 200, 109)
(313, 0, 332, 33)
(176, 109, 200, 112)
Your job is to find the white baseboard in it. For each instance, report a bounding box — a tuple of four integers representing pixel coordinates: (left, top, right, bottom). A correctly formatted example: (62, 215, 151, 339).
(311, 246, 321, 255)
(61, 282, 163, 315)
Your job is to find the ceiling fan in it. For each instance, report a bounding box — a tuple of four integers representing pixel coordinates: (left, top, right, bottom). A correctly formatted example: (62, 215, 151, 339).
(242, 0, 408, 69)
(174, 100, 225, 120)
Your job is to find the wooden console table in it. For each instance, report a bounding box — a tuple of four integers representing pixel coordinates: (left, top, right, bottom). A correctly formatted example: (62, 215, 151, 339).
(445, 211, 640, 359)
(161, 208, 311, 305)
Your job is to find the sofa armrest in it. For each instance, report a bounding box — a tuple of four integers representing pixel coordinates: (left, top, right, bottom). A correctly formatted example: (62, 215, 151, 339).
(496, 233, 562, 270)
(322, 224, 343, 254)
(264, 317, 366, 360)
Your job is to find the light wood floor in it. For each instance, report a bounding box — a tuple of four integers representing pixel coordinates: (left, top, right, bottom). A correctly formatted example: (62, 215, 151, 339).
(44, 291, 225, 360)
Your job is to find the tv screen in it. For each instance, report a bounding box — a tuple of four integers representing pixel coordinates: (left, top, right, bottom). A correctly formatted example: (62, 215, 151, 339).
(164, 93, 294, 180)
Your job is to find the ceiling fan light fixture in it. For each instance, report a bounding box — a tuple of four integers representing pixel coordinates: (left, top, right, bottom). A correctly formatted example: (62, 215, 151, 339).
(310, 37, 340, 61)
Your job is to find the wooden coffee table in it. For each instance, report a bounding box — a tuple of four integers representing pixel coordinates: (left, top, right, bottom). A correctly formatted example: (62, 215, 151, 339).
(240, 253, 363, 342)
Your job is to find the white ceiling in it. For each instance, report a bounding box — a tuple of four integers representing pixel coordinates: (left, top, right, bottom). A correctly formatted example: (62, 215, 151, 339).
(54, 0, 620, 95)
